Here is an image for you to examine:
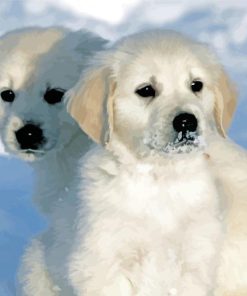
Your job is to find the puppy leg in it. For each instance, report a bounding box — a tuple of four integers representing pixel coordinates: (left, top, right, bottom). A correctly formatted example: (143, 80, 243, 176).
(68, 221, 142, 296)
(68, 214, 177, 296)
(208, 136, 247, 295)
(177, 214, 222, 296)
(18, 239, 60, 296)
(69, 225, 184, 296)
(214, 234, 247, 296)
(69, 247, 135, 296)
(135, 246, 181, 296)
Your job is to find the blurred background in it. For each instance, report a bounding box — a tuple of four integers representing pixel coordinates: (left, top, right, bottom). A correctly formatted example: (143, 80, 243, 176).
(0, 0, 247, 294)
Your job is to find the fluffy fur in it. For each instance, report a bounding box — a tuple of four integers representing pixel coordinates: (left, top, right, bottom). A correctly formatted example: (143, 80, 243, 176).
(0, 27, 107, 295)
(67, 30, 235, 295)
(207, 135, 247, 296)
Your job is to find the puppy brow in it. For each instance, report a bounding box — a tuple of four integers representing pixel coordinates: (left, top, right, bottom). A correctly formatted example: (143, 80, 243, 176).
(8, 76, 14, 88)
(150, 76, 161, 95)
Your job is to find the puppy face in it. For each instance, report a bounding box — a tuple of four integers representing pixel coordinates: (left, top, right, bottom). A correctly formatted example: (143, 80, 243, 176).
(0, 28, 106, 161)
(68, 31, 237, 158)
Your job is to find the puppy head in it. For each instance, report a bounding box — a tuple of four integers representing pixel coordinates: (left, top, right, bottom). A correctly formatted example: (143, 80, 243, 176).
(0, 27, 106, 161)
(68, 30, 237, 157)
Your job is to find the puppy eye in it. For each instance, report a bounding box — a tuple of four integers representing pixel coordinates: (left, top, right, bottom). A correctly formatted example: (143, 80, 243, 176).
(191, 80, 203, 93)
(135, 84, 156, 98)
(44, 88, 66, 105)
(1, 89, 15, 102)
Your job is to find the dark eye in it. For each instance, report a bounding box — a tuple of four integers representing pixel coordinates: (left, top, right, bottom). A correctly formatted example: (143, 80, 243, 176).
(135, 84, 156, 98)
(191, 80, 203, 93)
(1, 89, 15, 102)
(44, 88, 66, 104)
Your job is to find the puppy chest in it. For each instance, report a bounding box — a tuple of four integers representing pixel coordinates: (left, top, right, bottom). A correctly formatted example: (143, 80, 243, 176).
(114, 163, 217, 227)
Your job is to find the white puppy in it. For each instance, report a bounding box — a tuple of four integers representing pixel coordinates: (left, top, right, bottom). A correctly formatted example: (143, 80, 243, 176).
(0, 27, 106, 295)
(67, 30, 236, 295)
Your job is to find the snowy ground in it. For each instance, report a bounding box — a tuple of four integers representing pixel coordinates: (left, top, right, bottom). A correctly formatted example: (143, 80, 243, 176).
(0, 0, 247, 294)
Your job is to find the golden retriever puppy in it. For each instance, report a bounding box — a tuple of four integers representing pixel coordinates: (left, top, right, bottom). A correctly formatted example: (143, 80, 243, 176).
(67, 30, 237, 296)
(0, 27, 107, 295)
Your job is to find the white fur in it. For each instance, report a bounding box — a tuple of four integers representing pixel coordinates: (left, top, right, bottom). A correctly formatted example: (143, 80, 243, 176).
(0, 27, 106, 295)
(207, 135, 247, 296)
(70, 146, 223, 296)
(68, 31, 226, 295)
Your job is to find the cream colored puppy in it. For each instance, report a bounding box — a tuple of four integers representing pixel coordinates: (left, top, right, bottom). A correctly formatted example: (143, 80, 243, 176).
(0, 27, 107, 295)
(67, 30, 236, 296)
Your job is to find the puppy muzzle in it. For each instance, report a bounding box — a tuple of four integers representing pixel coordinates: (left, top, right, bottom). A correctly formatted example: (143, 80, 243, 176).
(15, 122, 46, 154)
(162, 110, 205, 154)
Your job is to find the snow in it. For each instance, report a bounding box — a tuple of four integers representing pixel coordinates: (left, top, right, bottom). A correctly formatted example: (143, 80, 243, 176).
(0, 141, 7, 155)
(162, 133, 206, 155)
(0, 0, 247, 294)
(0, 156, 45, 293)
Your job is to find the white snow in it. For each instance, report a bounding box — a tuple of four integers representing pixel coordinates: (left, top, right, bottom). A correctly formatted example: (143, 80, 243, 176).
(0, 140, 7, 155)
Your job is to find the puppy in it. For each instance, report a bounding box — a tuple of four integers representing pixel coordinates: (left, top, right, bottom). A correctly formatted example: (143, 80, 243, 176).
(67, 30, 236, 295)
(0, 27, 107, 295)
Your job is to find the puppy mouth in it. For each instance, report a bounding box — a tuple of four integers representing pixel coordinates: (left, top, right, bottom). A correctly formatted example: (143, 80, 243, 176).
(16, 141, 48, 159)
(145, 131, 205, 156)
(144, 111, 206, 155)
(20, 148, 46, 155)
(175, 130, 199, 146)
(18, 139, 58, 157)
(162, 130, 205, 154)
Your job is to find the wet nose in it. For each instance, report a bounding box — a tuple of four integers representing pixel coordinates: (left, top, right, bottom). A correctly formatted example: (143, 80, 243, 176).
(173, 113, 198, 133)
(15, 123, 45, 150)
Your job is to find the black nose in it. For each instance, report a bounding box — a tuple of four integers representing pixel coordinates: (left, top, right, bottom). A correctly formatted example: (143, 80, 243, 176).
(173, 113, 198, 133)
(15, 124, 45, 150)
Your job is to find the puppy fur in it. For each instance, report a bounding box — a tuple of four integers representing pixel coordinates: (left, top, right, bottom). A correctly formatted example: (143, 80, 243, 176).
(0, 27, 106, 295)
(207, 135, 247, 296)
(67, 30, 237, 295)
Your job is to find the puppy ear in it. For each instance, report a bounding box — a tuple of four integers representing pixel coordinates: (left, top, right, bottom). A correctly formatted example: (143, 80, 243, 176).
(67, 67, 116, 144)
(214, 70, 237, 137)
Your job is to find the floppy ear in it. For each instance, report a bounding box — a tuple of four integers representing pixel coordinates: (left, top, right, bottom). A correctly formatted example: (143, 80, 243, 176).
(67, 67, 116, 144)
(213, 70, 237, 137)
